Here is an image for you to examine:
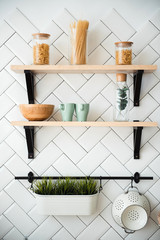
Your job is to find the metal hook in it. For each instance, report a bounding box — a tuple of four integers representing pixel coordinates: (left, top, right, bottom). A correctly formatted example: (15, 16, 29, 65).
(99, 176, 103, 192)
(131, 176, 134, 188)
(30, 182, 33, 190)
(28, 172, 34, 189)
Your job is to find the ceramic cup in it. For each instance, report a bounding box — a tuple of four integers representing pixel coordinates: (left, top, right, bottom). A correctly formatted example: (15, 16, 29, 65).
(75, 104, 89, 122)
(60, 103, 75, 121)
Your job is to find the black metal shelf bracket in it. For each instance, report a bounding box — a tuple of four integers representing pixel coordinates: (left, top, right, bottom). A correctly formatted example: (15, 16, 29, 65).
(134, 120, 143, 159)
(15, 171, 153, 183)
(24, 126, 34, 159)
(24, 70, 34, 104)
(134, 70, 144, 106)
(24, 70, 34, 158)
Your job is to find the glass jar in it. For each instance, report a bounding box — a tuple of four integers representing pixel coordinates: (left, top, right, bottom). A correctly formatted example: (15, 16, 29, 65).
(69, 21, 89, 65)
(115, 41, 133, 65)
(114, 74, 130, 121)
(32, 33, 50, 65)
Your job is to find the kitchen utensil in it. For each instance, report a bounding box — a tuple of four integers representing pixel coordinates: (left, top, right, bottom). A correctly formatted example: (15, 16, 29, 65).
(121, 205, 148, 231)
(75, 103, 89, 121)
(19, 104, 54, 121)
(59, 103, 75, 121)
(112, 186, 150, 232)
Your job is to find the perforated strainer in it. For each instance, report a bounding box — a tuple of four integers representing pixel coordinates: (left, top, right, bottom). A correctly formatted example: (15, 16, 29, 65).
(112, 186, 150, 233)
(122, 205, 148, 231)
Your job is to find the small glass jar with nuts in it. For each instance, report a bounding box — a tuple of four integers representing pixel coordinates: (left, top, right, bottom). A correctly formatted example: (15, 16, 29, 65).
(115, 41, 133, 65)
(32, 33, 50, 65)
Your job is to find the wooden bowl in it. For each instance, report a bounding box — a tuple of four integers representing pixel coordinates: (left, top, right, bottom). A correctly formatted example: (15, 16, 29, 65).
(19, 104, 54, 121)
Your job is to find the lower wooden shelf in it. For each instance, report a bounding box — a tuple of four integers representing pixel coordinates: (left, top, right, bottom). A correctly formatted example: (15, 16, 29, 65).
(11, 120, 158, 160)
(11, 121, 158, 127)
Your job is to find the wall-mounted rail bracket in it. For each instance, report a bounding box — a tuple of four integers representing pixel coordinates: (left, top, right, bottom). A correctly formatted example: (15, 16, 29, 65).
(134, 70, 144, 106)
(24, 126, 34, 159)
(134, 172, 140, 183)
(24, 70, 34, 104)
(134, 120, 143, 159)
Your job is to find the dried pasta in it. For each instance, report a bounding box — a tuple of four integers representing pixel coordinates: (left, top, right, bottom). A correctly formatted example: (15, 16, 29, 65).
(116, 49, 132, 65)
(70, 20, 89, 64)
(33, 43, 49, 65)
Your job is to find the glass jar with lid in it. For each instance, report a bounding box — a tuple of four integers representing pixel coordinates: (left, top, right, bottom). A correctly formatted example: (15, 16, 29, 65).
(69, 20, 89, 65)
(32, 33, 50, 65)
(115, 41, 133, 65)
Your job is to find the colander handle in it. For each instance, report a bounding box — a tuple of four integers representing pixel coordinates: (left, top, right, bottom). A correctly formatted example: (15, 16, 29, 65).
(126, 186, 140, 194)
(124, 228, 135, 234)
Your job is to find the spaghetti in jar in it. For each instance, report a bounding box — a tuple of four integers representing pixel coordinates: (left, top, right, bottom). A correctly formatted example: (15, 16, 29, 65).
(69, 20, 89, 65)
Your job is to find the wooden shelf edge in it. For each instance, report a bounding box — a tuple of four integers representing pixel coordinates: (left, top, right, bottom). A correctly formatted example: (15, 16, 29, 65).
(11, 121, 158, 127)
(10, 65, 157, 74)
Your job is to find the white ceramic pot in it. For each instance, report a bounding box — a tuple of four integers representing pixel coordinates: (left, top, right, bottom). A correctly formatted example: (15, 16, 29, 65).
(35, 193, 99, 215)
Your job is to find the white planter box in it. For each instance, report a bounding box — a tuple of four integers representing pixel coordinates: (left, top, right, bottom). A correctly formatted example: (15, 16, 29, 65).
(35, 193, 99, 215)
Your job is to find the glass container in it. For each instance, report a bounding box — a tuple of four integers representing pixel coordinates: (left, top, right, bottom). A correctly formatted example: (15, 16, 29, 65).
(114, 73, 130, 121)
(32, 33, 50, 65)
(69, 21, 89, 64)
(115, 41, 133, 65)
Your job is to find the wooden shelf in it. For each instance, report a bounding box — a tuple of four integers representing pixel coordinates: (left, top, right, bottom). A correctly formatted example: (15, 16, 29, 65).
(10, 64, 157, 106)
(11, 121, 158, 127)
(10, 65, 157, 74)
(12, 120, 158, 159)
(10, 64, 158, 160)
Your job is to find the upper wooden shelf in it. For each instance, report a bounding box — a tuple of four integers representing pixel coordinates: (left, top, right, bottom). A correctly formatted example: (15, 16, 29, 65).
(11, 121, 158, 127)
(10, 65, 157, 74)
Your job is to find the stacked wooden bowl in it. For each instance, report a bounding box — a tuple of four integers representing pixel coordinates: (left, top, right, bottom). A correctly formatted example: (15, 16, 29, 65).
(19, 104, 54, 121)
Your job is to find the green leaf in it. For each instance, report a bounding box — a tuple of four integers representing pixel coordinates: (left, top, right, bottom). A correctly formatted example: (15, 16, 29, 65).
(32, 177, 98, 195)
(117, 87, 128, 111)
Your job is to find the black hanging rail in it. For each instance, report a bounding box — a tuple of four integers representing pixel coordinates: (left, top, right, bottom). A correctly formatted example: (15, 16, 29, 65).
(15, 172, 153, 184)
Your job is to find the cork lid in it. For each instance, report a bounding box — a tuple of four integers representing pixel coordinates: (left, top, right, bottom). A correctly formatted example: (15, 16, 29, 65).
(115, 41, 133, 47)
(32, 33, 50, 39)
(116, 73, 127, 82)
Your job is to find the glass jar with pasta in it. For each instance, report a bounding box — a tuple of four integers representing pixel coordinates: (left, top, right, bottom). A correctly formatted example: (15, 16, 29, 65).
(115, 41, 133, 65)
(32, 33, 50, 65)
(69, 20, 89, 65)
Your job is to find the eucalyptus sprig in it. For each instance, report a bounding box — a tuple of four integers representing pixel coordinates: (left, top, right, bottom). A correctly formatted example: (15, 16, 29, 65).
(117, 87, 128, 111)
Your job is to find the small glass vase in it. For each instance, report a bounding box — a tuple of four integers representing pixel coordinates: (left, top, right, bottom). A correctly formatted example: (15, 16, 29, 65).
(114, 74, 130, 121)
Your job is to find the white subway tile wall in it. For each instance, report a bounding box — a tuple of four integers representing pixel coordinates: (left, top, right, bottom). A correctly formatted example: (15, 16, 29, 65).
(5, 9, 38, 43)
(0, 5, 160, 240)
(129, 22, 159, 55)
(0, 21, 15, 47)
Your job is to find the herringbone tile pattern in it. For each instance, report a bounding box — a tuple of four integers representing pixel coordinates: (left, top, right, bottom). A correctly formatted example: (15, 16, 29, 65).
(0, 7, 160, 240)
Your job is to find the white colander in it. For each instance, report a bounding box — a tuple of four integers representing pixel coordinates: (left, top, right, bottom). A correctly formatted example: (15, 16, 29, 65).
(121, 205, 148, 231)
(112, 187, 150, 233)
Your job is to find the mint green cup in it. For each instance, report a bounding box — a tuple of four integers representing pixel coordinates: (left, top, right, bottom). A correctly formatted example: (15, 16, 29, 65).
(60, 103, 75, 121)
(75, 104, 89, 122)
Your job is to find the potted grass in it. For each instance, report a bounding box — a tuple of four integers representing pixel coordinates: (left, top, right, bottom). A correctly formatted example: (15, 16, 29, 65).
(31, 178, 99, 215)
